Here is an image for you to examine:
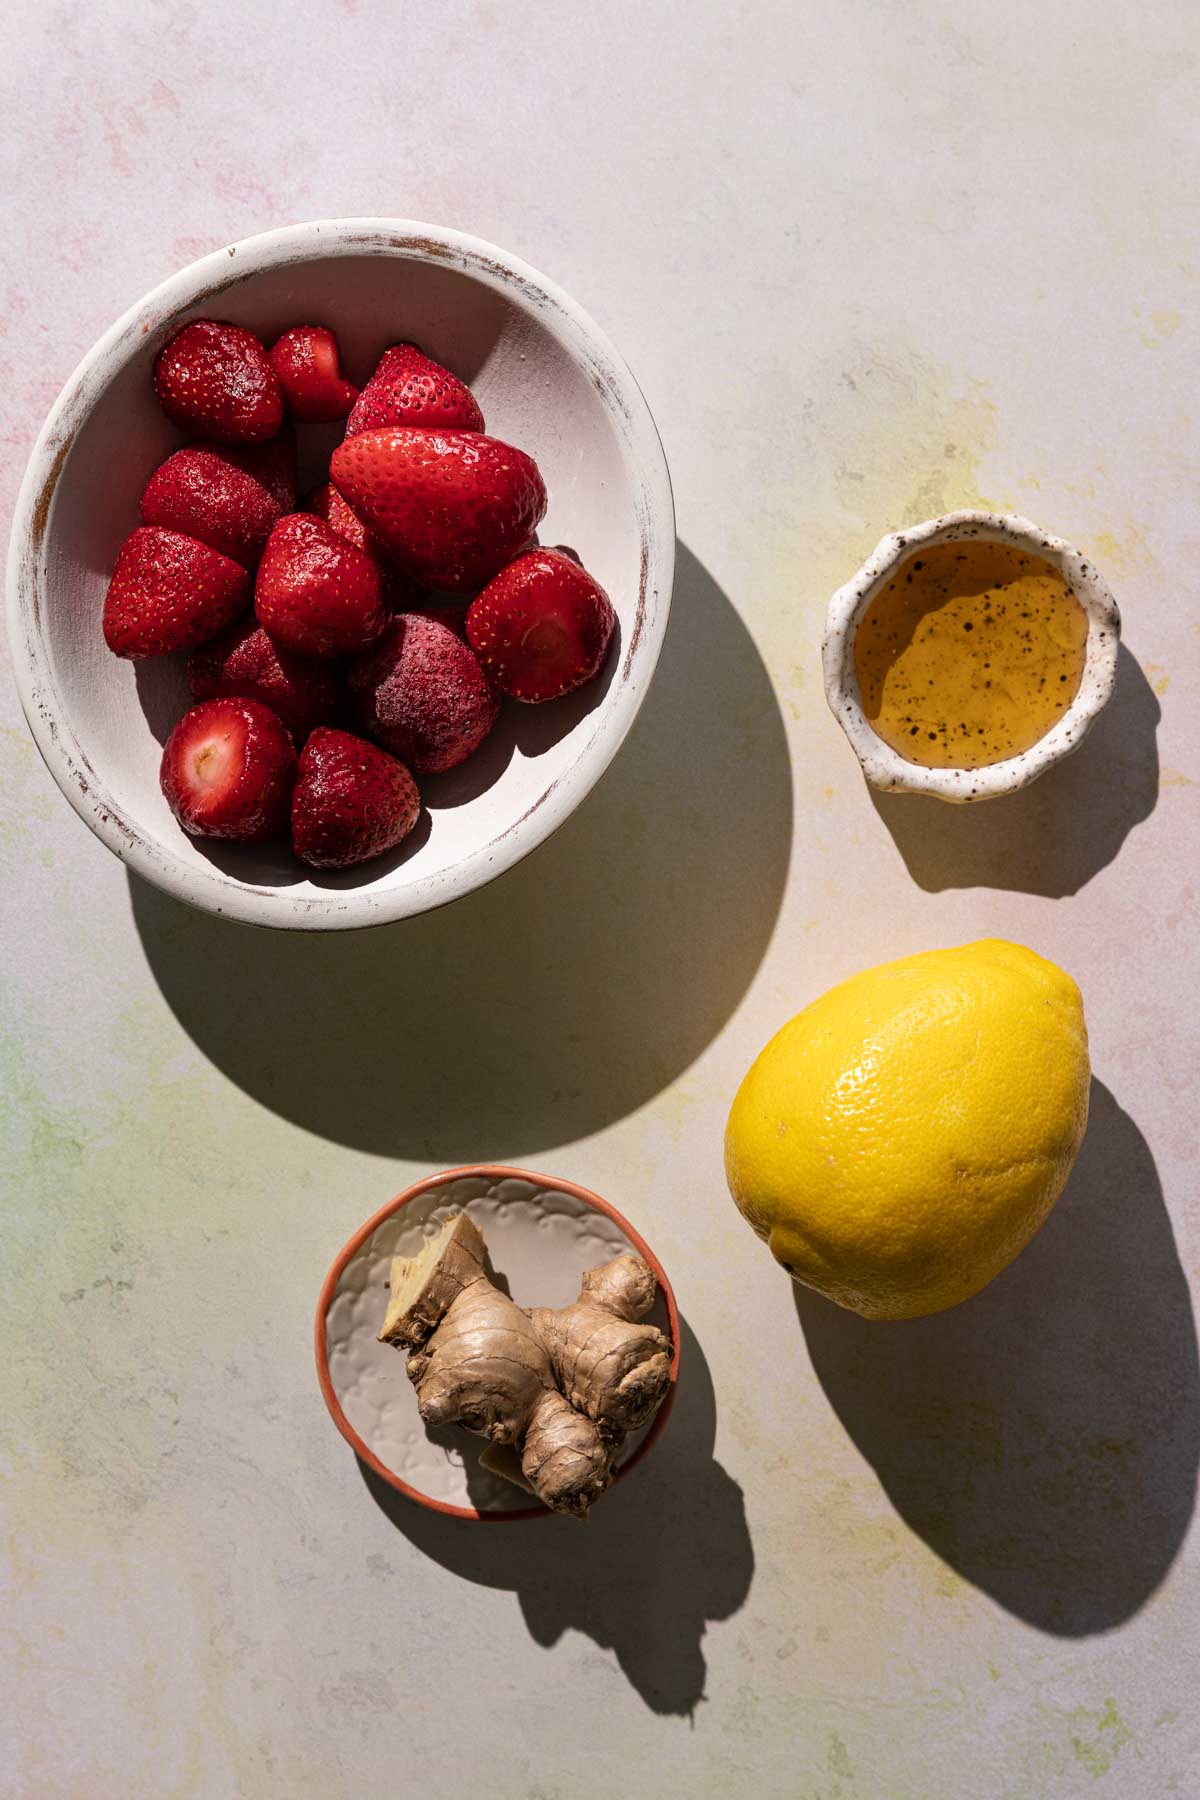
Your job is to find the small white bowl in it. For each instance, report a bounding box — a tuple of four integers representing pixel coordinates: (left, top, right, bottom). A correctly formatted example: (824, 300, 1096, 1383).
(822, 510, 1120, 803)
(315, 1165, 680, 1521)
(6, 220, 675, 927)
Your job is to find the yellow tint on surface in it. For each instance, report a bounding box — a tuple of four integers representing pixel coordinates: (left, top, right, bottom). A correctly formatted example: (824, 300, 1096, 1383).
(854, 539, 1089, 769)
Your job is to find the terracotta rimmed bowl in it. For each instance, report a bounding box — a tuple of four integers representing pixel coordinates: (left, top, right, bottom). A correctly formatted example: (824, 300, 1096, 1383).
(6, 219, 675, 928)
(315, 1165, 680, 1521)
(822, 509, 1120, 802)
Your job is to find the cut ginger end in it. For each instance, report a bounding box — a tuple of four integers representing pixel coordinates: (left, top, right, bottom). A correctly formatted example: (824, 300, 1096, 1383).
(377, 1211, 485, 1349)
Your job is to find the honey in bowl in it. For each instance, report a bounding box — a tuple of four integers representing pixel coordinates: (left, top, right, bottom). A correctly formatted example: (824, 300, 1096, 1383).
(854, 539, 1089, 770)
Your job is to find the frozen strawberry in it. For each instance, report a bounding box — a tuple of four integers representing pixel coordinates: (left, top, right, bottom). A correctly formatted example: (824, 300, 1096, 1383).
(348, 613, 500, 773)
(291, 727, 420, 869)
(102, 526, 249, 659)
(160, 697, 296, 841)
(267, 325, 359, 422)
(330, 428, 546, 595)
(140, 432, 296, 566)
(255, 514, 389, 659)
(466, 548, 616, 702)
(345, 342, 484, 438)
(153, 320, 283, 443)
(188, 616, 343, 741)
(412, 601, 471, 638)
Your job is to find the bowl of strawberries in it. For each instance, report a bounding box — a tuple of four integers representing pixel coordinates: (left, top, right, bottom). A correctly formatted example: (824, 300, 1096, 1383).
(7, 219, 674, 928)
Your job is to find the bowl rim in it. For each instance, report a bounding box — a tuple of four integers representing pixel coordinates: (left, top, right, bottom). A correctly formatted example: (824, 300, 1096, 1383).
(313, 1163, 681, 1522)
(6, 217, 675, 929)
(821, 509, 1121, 802)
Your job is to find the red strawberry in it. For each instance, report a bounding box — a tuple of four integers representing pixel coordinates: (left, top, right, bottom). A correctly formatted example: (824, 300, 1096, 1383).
(160, 697, 296, 841)
(140, 432, 296, 566)
(348, 613, 500, 773)
(255, 514, 389, 659)
(345, 343, 484, 438)
(188, 616, 343, 741)
(411, 601, 471, 638)
(291, 727, 420, 869)
(237, 427, 297, 510)
(303, 482, 425, 612)
(330, 429, 547, 596)
(153, 320, 283, 443)
(466, 548, 616, 702)
(103, 527, 249, 659)
(268, 326, 359, 422)
(303, 481, 384, 559)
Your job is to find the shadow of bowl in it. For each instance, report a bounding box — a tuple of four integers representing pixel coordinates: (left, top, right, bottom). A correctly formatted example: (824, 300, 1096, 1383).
(792, 1079, 1198, 1634)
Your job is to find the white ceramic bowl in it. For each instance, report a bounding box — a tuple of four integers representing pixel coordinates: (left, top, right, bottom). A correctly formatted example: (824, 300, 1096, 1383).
(6, 220, 675, 927)
(823, 510, 1120, 802)
(315, 1166, 680, 1521)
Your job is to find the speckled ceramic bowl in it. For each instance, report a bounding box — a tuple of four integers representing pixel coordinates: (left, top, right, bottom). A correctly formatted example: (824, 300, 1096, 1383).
(6, 219, 675, 927)
(315, 1166, 680, 1521)
(823, 510, 1120, 802)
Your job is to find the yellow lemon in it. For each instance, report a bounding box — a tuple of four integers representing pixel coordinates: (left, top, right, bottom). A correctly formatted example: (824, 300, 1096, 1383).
(724, 940, 1090, 1319)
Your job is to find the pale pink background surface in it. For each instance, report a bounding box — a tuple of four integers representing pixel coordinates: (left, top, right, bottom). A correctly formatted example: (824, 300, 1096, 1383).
(3, 4, 1199, 1797)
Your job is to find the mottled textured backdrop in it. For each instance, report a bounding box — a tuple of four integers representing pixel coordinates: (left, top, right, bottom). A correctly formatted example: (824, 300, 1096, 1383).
(2, 2, 1198, 1795)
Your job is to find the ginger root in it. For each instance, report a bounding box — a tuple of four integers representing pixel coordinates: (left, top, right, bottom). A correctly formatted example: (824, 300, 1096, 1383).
(530, 1253, 672, 1432)
(377, 1214, 671, 1518)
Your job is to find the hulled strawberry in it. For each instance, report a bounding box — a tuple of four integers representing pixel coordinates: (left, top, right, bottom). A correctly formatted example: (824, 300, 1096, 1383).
(345, 342, 484, 437)
(140, 431, 296, 566)
(255, 514, 389, 659)
(153, 320, 283, 442)
(268, 326, 359, 422)
(160, 697, 296, 841)
(330, 428, 546, 595)
(348, 612, 500, 773)
(291, 728, 420, 869)
(103, 526, 250, 659)
(188, 616, 343, 740)
(466, 548, 617, 702)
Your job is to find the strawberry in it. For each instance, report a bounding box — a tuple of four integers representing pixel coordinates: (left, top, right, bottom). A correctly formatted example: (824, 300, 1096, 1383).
(466, 548, 616, 702)
(188, 616, 343, 741)
(330, 428, 547, 595)
(268, 325, 359, 422)
(140, 431, 296, 567)
(303, 482, 425, 612)
(291, 728, 420, 869)
(255, 514, 389, 659)
(102, 526, 249, 659)
(348, 613, 500, 773)
(303, 481, 385, 560)
(345, 342, 484, 438)
(160, 697, 296, 841)
(153, 320, 283, 443)
(236, 427, 297, 511)
(411, 601, 471, 638)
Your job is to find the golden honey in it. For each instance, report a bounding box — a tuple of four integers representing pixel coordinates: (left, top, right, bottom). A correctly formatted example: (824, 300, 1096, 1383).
(854, 539, 1088, 769)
